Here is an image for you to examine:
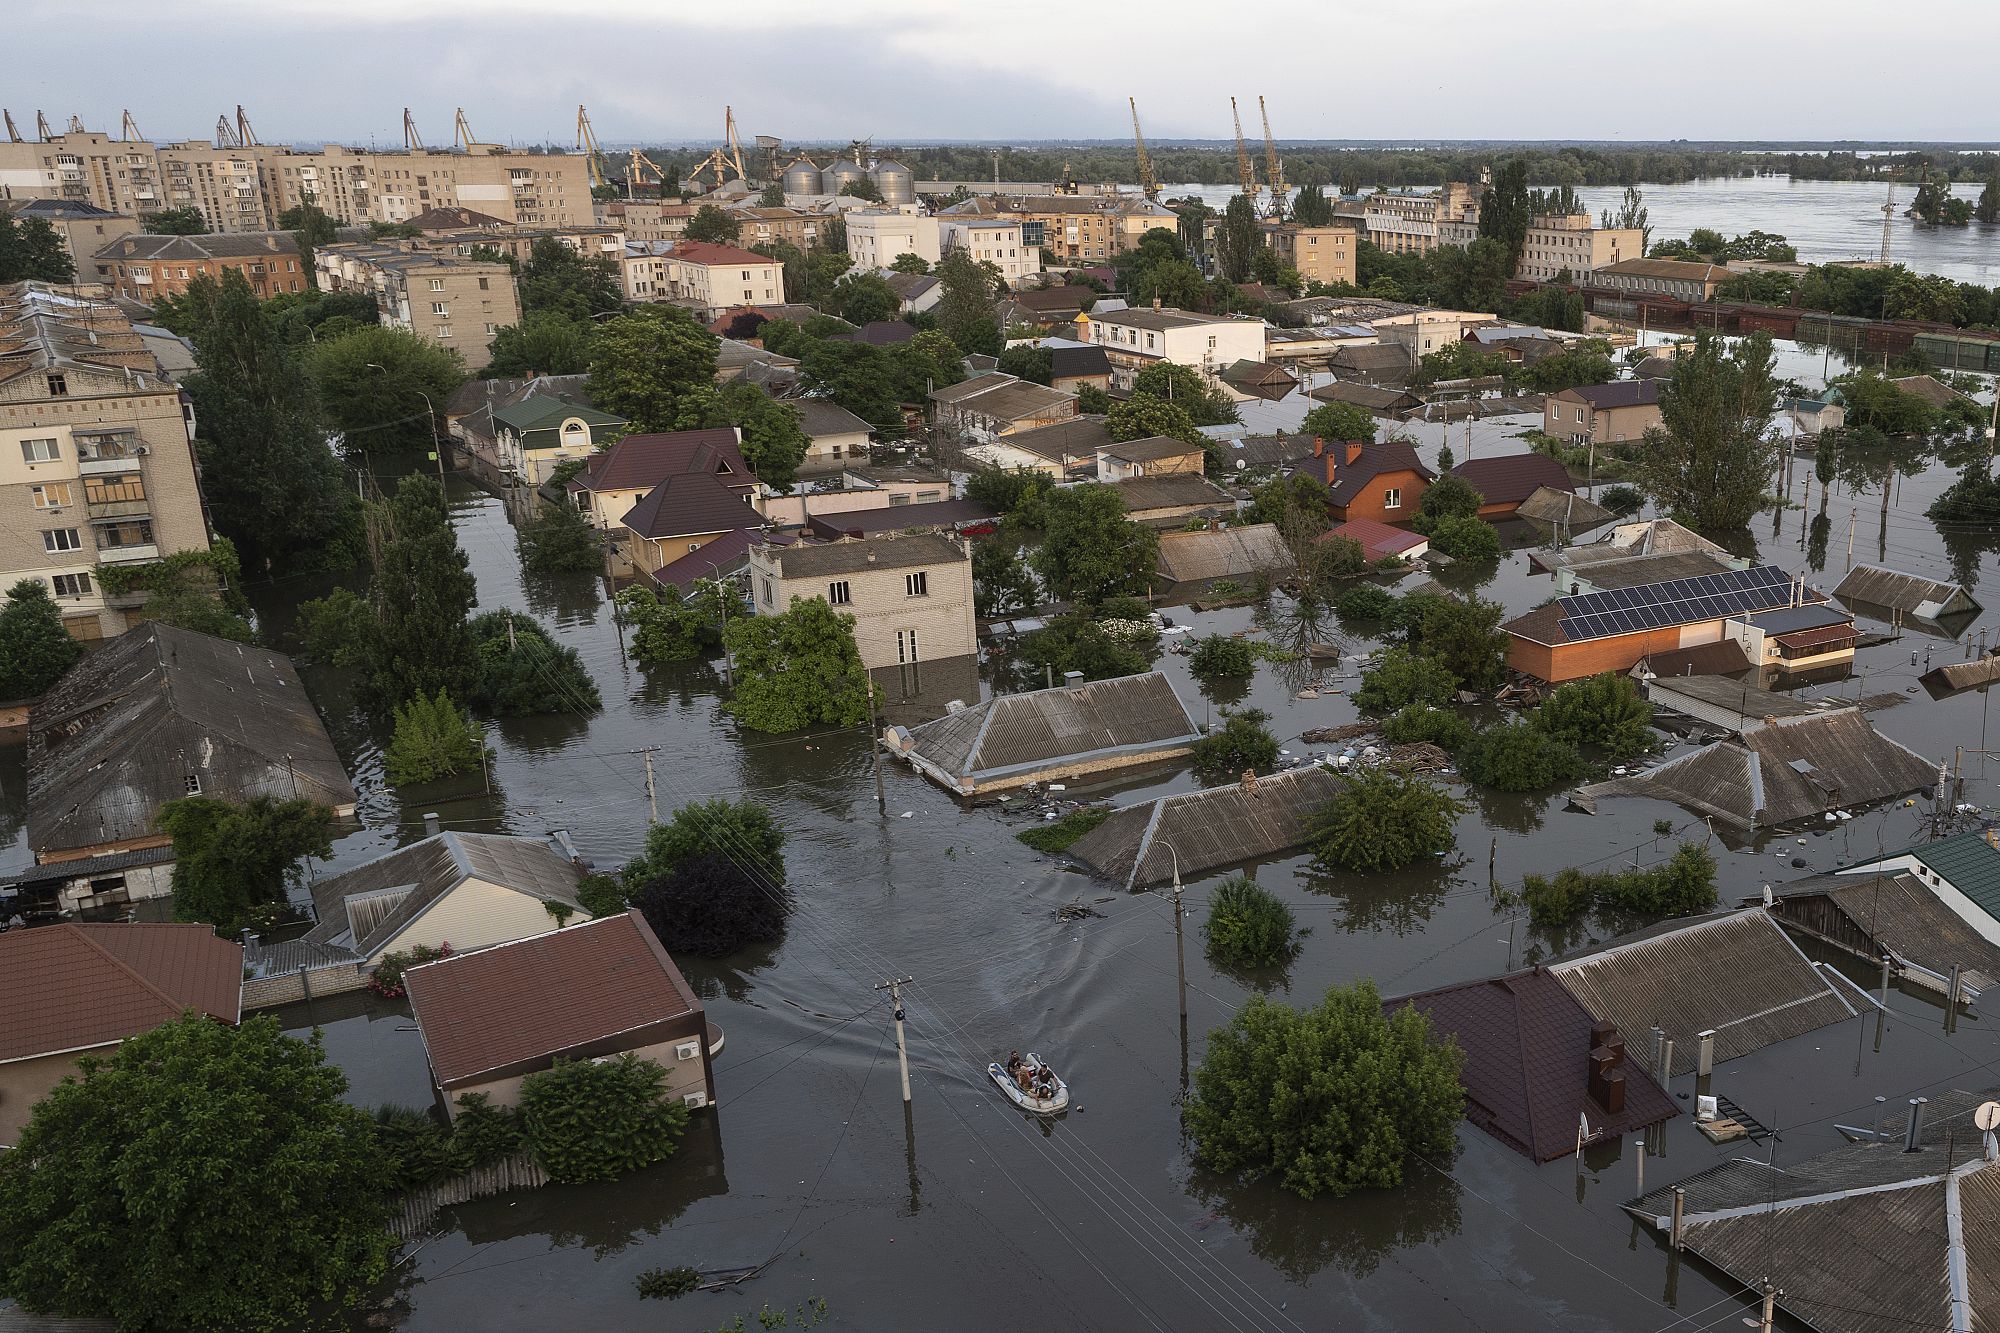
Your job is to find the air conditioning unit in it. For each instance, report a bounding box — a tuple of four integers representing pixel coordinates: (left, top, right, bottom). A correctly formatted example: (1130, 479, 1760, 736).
(674, 1040, 700, 1062)
(132, 445, 150, 456)
(682, 1091, 709, 1109)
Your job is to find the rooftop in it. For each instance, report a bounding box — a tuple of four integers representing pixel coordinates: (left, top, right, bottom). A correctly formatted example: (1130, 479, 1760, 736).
(1067, 766, 1343, 891)
(1092, 307, 1258, 333)
(991, 414, 1112, 464)
(1101, 435, 1203, 465)
(571, 428, 750, 494)
(96, 231, 299, 262)
(1106, 473, 1233, 514)
(1833, 563, 1981, 620)
(1329, 517, 1429, 560)
(754, 532, 965, 580)
(806, 498, 997, 539)
(898, 672, 1199, 785)
(0, 923, 241, 1062)
(1452, 453, 1575, 507)
(1153, 523, 1291, 584)
(670, 240, 780, 267)
(1561, 380, 1661, 411)
(620, 470, 764, 540)
(1507, 564, 1814, 646)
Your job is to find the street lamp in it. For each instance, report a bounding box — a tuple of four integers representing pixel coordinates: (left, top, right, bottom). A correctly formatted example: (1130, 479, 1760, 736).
(1153, 837, 1190, 1111)
(365, 361, 442, 488)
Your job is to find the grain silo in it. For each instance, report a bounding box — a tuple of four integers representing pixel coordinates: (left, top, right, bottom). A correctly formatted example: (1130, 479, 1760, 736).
(782, 157, 822, 196)
(820, 159, 866, 195)
(870, 159, 914, 205)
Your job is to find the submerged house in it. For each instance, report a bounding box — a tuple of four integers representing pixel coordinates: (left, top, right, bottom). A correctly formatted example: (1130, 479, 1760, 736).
(1766, 864, 2000, 998)
(1153, 523, 1291, 590)
(1833, 562, 1980, 631)
(885, 672, 1201, 796)
(1066, 766, 1342, 890)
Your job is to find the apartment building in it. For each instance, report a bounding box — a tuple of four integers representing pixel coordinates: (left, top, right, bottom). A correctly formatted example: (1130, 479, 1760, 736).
(748, 533, 975, 671)
(3, 200, 139, 268)
(92, 231, 305, 301)
(658, 242, 786, 317)
(1080, 305, 1268, 390)
(942, 194, 1176, 263)
(607, 199, 696, 244)
(315, 243, 519, 372)
(154, 142, 271, 232)
(0, 132, 164, 218)
(939, 217, 1037, 287)
(1514, 215, 1643, 282)
(425, 221, 627, 269)
(846, 210, 941, 269)
(1261, 223, 1355, 288)
(726, 206, 826, 252)
(0, 283, 210, 639)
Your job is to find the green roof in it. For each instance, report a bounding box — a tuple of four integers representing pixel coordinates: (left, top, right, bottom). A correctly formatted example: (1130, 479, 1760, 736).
(1906, 832, 2000, 922)
(489, 396, 627, 438)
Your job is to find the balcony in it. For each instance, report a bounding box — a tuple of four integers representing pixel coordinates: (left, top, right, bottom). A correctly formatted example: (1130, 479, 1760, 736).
(87, 498, 151, 521)
(95, 544, 159, 565)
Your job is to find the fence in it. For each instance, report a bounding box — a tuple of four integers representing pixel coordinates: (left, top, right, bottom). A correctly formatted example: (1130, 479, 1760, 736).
(390, 1152, 550, 1241)
(241, 961, 369, 1010)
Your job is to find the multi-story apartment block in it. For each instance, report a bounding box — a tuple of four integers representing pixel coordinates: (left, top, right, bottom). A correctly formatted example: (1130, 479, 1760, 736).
(939, 217, 1037, 287)
(725, 206, 826, 252)
(0, 132, 163, 218)
(1260, 224, 1356, 288)
(0, 283, 211, 639)
(91, 231, 305, 301)
(657, 242, 786, 317)
(941, 194, 1176, 264)
(421, 219, 627, 269)
(606, 199, 696, 244)
(153, 142, 269, 232)
(1437, 205, 1642, 284)
(314, 243, 519, 372)
(845, 210, 940, 270)
(3, 200, 139, 269)
(1080, 305, 1268, 390)
(747, 533, 975, 671)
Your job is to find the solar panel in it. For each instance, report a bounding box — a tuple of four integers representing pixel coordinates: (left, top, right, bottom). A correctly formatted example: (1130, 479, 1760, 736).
(1555, 564, 1805, 642)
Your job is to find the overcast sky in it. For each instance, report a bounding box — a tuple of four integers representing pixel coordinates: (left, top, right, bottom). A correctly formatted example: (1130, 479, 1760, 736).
(13, 1, 1993, 147)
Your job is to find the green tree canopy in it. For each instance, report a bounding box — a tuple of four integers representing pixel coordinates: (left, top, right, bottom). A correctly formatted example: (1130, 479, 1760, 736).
(889, 329, 967, 402)
(467, 611, 601, 716)
(1415, 473, 1483, 525)
(384, 689, 487, 784)
(1630, 329, 1779, 531)
(722, 597, 870, 732)
(1456, 719, 1585, 792)
(1353, 648, 1458, 715)
(518, 498, 604, 574)
(683, 204, 741, 244)
(367, 473, 479, 706)
(587, 305, 722, 432)
(704, 380, 810, 489)
(486, 311, 594, 379)
(142, 206, 208, 235)
(1214, 194, 1262, 285)
(624, 795, 787, 889)
(1020, 613, 1152, 683)
(1308, 765, 1467, 872)
(1536, 673, 1654, 756)
(0, 1014, 392, 1331)
(1186, 981, 1463, 1199)
(0, 579, 84, 699)
(1421, 513, 1502, 563)
(305, 324, 468, 454)
(157, 795, 335, 935)
(1191, 707, 1281, 782)
(616, 581, 729, 666)
(935, 250, 1002, 356)
(834, 272, 900, 326)
(1300, 401, 1377, 445)
(0, 210, 76, 283)
(1105, 394, 1207, 451)
(518, 236, 624, 323)
(798, 338, 902, 429)
(1477, 158, 1532, 267)
(889, 252, 931, 274)
(518, 1054, 690, 1183)
(277, 200, 339, 278)
(1399, 593, 1510, 692)
(1130, 363, 1239, 427)
(1202, 876, 1300, 970)
(1030, 484, 1158, 605)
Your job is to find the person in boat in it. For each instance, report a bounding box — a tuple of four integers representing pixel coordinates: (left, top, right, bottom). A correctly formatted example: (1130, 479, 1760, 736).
(1005, 1051, 1024, 1075)
(1015, 1063, 1037, 1093)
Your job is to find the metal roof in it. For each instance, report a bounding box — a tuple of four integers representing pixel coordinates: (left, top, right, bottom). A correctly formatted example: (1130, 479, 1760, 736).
(1834, 563, 1981, 620)
(1066, 766, 1342, 890)
(756, 532, 964, 579)
(1153, 524, 1290, 584)
(1739, 603, 1852, 635)
(902, 672, 1199, 785)
(1775, 868, 2000, 992)
(301, 832, 583, 962)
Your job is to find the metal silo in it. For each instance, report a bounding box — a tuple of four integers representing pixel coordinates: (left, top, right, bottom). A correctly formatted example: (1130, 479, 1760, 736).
(821, 160, 865, 195)
(782, 157, 821, 196)
(871, 159, 914, 205)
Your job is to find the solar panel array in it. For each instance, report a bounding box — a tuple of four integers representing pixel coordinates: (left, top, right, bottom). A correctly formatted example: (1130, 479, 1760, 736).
(1556, 565, 1798, 643)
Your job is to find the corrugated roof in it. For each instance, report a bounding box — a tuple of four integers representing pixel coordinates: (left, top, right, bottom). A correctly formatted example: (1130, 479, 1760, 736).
(0, 923, 240, 1062)
(1549, 909, 1855, 1075)
(1067, 766, 1342, 890)
(1102, 436, 1203, 465)
(96, 232, 300, 262)
(998, 414, 1112, 463)
(1741, 603, 1852, 635)
(1553, 549, 1744, 593)
(1906, 832, 2000, 926)
(903, 672, 1199, 783)
(793, 398, 874, 438)
(1309, 381, 1419, 413)
(1646, 675, 1824, 723)
(807, 498, 996, 539)
(405, 910, 701, 1088)
(1634, 639, 1753, 679)
(301, 831, 582, 962)
(1834, 563, 1980, 619)
(1514, 486, 1614, 530)
(1154, 524, 1291, 584)
(1388, 969, 1678, 1162)
(1920, 655, 2000, 699)
(1779, 869, 2000, 991)
(1328, 517, 1427, 561)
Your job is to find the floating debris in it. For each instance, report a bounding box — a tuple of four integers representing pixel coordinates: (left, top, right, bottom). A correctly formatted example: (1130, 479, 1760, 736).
(1054, 900, 1103, 923)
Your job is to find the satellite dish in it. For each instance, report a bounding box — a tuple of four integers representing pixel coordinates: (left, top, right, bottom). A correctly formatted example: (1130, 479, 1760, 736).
(1975, 1102, 2000, 1133)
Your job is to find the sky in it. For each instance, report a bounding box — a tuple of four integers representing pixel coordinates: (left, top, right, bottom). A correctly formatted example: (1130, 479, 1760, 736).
(10, 1, 1995, 148)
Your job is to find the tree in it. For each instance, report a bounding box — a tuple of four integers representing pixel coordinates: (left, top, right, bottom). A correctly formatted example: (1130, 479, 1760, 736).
(518, 1054, 690, 1184)
(834, 272, 901, 326)
(972, 534, 1038, 616)
(1434, 237, 1514, 312)
(1300, 401, 1376, 446)
(1334, 584, 1398, 622)
(1355, 648, 1459, 714)
(1131, 363, 1239, 427)
(1188, 634, 1255, 681)
(1106, 394, 1207, 452)
(1601, 484, 1645, 515)
(722, 597, 870, 732)
(889, 252, 931, 274)
(1133, 257, 1210, 310)
(305, 324, 468, 454)
(1202, 876, 1300, 969)
(1214, 193, 1262, 285)
(1519, 842, 1716, 928)
(1380, 703, 1474, 751)
(0, 580, 84, 699)
(384, 689, 487, 784)
(1191, 707, 1280, 782)
(935, 249, 1002, 356)
(1537, 673, 1654, 756)
(368, 473, 479, 706)
(519, 498, 604, 574)
(0, 210, 75, 282)
(518, 236, 624, 322)
(633, 849, 789, 957)
(704, 380, 810, 489)
(485, 312, 593, 378)
(1399, 593, 1510, 691)
(1598, 185, 1651, 251)
(684, 204, 741, 244)
(1186, 981, 1463, 1199)
(759, 182, 786, 208)
(838, 177, 884, 203)
(142, 206, 208, 235)
(1415, 474, 1483, 526)
(798, 339, 902, 429)
(888, 328, 967, 402)
(587, 306, 722, 432)
(277, 200, 339, 280)
(1289, 183, 1334, 226)
(1515, 346, 1618, 395)
(1020, 613, 1152, 683)
(1308, 765, 1467, 872)
(467, 612, 601, 716)
(625, 796, 786, 889)
(157, 795, 334, 934)
(1456, 720, 1585, 792)
(1422, 513, 1502, 563)
(1630, 329, 1779, 531)
(0, 1015, 392, 1331)
(997, 344, 1054, 385)
(1031, 484, 1158, 604)
(617, 582, 727, 665)
(1476, 159, 1532, 268)
(1977, 171, 2000, 226)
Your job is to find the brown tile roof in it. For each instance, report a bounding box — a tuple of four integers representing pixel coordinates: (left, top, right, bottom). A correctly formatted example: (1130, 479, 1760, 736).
(1389, 969, 1678, 1162)
(572, 428, 750, 493)
(1562, 380, 1661, 411)
(620, 471, 764, 540)
(0, 923, 241, 1062)
(1329, 517, 1428, 560)
(671, 240, 781, 268)
(1319, 440, 1435, 506)
(1452, 453, 1575, 506)
(408, 206, 509, 231)
(405, 910, 702, 1089)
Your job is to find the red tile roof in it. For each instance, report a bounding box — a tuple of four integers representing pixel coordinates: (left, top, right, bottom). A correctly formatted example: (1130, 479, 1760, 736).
(0, 923, 242, 1062)
(1453, 453, 1576, 507)
(404, 911, 702, 1088)
(620, 471, 764, 540)
(571, 428, 750, 494)
(1328, 517, 1427, 561)
(672, 241, 783, 267)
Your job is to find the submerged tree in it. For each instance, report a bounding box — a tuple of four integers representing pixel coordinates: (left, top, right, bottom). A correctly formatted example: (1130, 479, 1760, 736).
(721, 597, 870, 733)
(1630, 329, 1779, 530)
(158, 795, 334, 934)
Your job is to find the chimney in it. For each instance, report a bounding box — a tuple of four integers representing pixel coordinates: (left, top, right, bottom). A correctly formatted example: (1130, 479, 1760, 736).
(423, 811, 441, 837)
(1903, 1096, 1928, 1152)
(1588, 1020, 1627, 1114)
(1345, 440, 1365, 466)
(1312, 435, 1327, 459)
(1151, 296, 1161, 310)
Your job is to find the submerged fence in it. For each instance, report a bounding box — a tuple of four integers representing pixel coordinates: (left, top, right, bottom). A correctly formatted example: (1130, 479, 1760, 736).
(390, 1152, 551, 1241)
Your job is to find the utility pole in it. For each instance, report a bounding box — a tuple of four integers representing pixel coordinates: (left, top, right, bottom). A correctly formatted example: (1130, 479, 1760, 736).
(865, 677, 887, 817)
(633, 747, 660, 824)
(1846, 506, 1856, 566)
(1757, 1280, 1778, 1333)
(876, 976, 915, 1103)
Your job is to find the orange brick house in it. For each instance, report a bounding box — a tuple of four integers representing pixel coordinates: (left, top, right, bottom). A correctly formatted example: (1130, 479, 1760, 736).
(1311, 438, 1435, 524)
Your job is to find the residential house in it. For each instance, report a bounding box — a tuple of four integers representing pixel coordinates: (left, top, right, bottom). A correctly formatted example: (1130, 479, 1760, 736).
(1720, 603, 1858, 674)
(1153, 523, 1290, 589)
(795, 399, 876, 470)
(748, 533, 974, 670)
(930, 372, 1078, 441)
(1590, 258, 1733, 303)
(939, 217, 1037, 287)
(297, 830, 587, 972)
(1311, 437, 1435, 524)
(1451, 453, 1576, 520)
(490, 395, 627, 487)
(567, 427, 754, 531)
(1048, 345, 1112, 395)
(754, 463, 951, 528)
(92, 231, 305, 301)
(622, 471, 768, 584)
(1097, 436, 1205, 481)
(1532, 517, 1747, 597)
(1372, 310, 1498, 362)
(1641, 675, 1830, 735)
(1067, 766, 1343, 891)
(0, 282, 211, 638)
(1082, 306, 1267, 391)
(1767, 860, 2000, 994)
(658, 242, 786, 317)
(8, 199, 139, 268)
(963, 414, 1110, 478)
(885, 672, 1201, 796)
(806, 497, 997, 541)
(1218, 359, 1300, 405)
(0, 923, 241, 1145)
(406, 909, 718, 1120)
(882, 271, 941, 315)
(1328, 517, 1428, 563)
(1837, 831, 2000, 962)
(1108, 473, 1234, 526)
(1544, 380, 1662, 447)
(26, 623, 356, 909)
(1891, 373, 1977, 413)
(314, 242, 518, 371)
(1309, 379, 1421, 418)
(1833, 563, 1980, 627)
(1780, 394, 1846, 437)
(1326, 342, 1416, 385)
(443, 373, 593, 487)
(716, 337, 800, 387)
(845, 210, 940, 269)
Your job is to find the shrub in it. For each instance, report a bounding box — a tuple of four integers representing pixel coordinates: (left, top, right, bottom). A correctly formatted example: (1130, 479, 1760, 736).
(1098, 596, 1153, 622)
(637, 1266, 703, 1301)
(1017, 807, 1112, 854)
(1537, 673, 1654, 756)
(467, 612, 601, 716)
(1020, 614, 1152, 683)
(1188, 634, 1255, 681)
(1191, 707, 1281, 782)
(518, 501, 603, 575)
(1186, 981, 1463, 1199)
(1308, 766, 1467, 872)
(1202, 876, 1300, 968)
(1423, 514, 1502, 563)
(519, 1054, 691, 1184)
(633, 850, 788, 957)
(1379, 704, 1474, 751)
(368, 942, 452, 999)
(450, 1093, 526, 1169)
(1519, 842, 1716, 928)
(1416, 474, 1484, 526)
(0, 578, 85, 698)
(372, 1105, 458, 1192)
(625, 797, 786, 889)
(1457, 720, 1586, 792)
(617, 583, 725, 665)
(1353, 648, 1458, 715)
(1334, 584, 1397, 622)
(1600, 484, 1646, 516)
(1398, 593, 1510, 692)
(384, 690, 487, 785)
(576, 873, 629, 918)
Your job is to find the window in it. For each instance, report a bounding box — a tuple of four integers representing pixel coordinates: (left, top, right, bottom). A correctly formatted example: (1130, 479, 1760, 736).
(485, 322, 497, 335)
(32, 482, 73, 508)
(888, 493, 910, 506)
(44, 373, 67, 397)
(477, 275, 490, 290)
(428, 278, 445, 291)
(83, 474, 145, 505)
(436, 325, 452, 338)
(828, 580, 851, 606)
(431, 302, 449, 315)
(43, 529, 82, 552)
(51, 572, 91, 597)
(897, 628, 919, 663)
(95, 520, 153, 549)
(905, 571, 928, 597)
(761, 578, 773, 605)
(1382, 487, 1402, 510)
(740, 270, 750, 280)
(21, 438, 60, 463)
(183, 774, 201, 795)
(1575, 407, 1585, 423)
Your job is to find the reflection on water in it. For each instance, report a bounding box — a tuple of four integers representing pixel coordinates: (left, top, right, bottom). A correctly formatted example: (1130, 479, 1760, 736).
(1300, 862, 1463, 935)
(1189, 1150, 1463, 1284)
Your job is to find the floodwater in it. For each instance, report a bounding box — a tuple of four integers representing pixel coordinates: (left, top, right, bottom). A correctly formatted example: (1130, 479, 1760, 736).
(1164, 176, 2000, 286)
(8, 348, 2000, 1330)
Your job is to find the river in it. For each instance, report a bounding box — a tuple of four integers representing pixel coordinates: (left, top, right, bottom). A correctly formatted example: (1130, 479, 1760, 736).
(7, 368, 2000, 1328)
(1161, 176, 2000, 286)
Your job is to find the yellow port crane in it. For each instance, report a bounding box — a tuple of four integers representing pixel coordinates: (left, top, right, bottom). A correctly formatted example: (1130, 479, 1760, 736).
(454, 107, 491, 152)
(576, 105, 607, 190)
(1229, 97, 1260, 202)
(627, 148, 669, 199)
(120, 110, 144, 142)
(687, 107, 751, 191)
(403, 108, 424, 152)
(1258, 96, 1285, 220)
(36, 111, 53, 141)
(234, 105, 258, 147)
(2, 110, 19, 144)
(1129, 97, 1160, 201)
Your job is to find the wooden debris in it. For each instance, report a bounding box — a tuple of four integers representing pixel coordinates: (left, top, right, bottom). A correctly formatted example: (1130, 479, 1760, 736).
(1388, 742, 1454, 772)
(1055, 900, 1103, 923)
(1697, 1117, 1750, 1144)
(1302, 722, 1379, 744)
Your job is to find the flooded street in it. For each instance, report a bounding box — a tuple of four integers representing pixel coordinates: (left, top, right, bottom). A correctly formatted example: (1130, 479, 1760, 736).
(7, 338, 2000, 1330)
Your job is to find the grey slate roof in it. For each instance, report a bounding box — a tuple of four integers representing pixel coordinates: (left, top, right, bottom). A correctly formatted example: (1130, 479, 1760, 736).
(901, 673, 1199, 786)
(1066, 766, 1342, 890)
(1547, 909, 1855, 1076)
(993, 414, 1111, 464)
(301, 832, 583, 962)
(793, 398, 874, 439)
(1101, 436, 1203, 465)
(1513, 486, 1614, 530)
(1153, 524, 1290, 585)
(1108, 473, 1233, 515)
(27, 624, 355, 857)
(1851, 831, 2000, 930)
